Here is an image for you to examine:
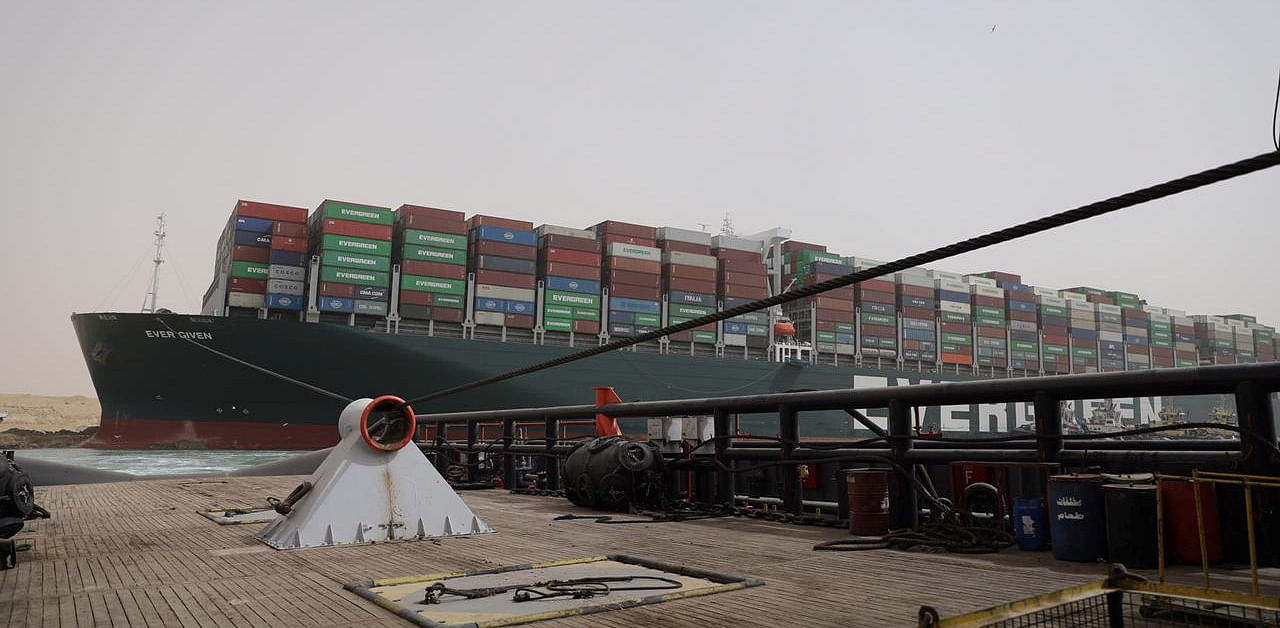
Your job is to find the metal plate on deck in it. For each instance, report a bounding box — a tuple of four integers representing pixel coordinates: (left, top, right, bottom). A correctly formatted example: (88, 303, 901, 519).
(199, 508, 280, 525)
(345, 554, 764, 627)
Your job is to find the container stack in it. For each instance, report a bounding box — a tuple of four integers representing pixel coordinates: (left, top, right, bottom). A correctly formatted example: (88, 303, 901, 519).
(780, 245, 852, 355)
(308, 200, 394, 318)
(468, 215, 538, 330)
(716, 233, 770, 350)
(1252, 324, 1275, 363)
(851, 257, 897, 360)
(1226, 318, 1256, 363)
(661, 235, 718, 347)
(1036, 290, 1070, 374)
(933, 273, 973, 367)
(536, 225, 602, 336)
(394, 205, 469, 324)
(1093, 303, 1124, 372)
(1119, 306, 1149, 370)
(594, 221, 661, 339)
(895, 269, 936, 364)
(209, 200, 311, 315)
(1064, 293, 1099, 373)
(967, 276, 1007, 369)
(997, 280, 1038, 372)
(1192, 316, 1234, 365)
(1168, 311, 1198, 367)
(1144, 306, 1175, 368)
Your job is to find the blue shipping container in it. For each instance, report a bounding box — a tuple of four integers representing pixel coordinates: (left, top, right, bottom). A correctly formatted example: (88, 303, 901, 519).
(357, 285, 388, 301)
(609, 310, 636, 324)
(235, 216, 275, 233)
(1125, 335, 1149, 346)
(1040, 315, 1068, 327)
(862, 301, 893, 315)
(269, 250, 306, 266)
(1010, 330, 1038, 342)
(266, 294, 303, 310)
(902, 317, 932, 331)
(473, 255, 536, 274)
(1071, 328, 1099, 341)
(317, 297, 354, 313)
(724, 321, 747, 334)
(1101, 341, 1122, 351)
(903, 329, 935, 341)
(475, 298, 507, 313)
(1008, 301, 1037, 313)
(609, 297, 661, 314)
(898, 296, 933, 309)
(836, 333, 855, 344)
(723, 296, 754, 308)
(471, 225, 537, 247)
(936, 289, 968, 302)
(668, 290, 717, 307)
(544, 276, 601, 295)
(506, 300, 535, 315)
(809, 261, 854, 275)
(235, 231, 271, 247)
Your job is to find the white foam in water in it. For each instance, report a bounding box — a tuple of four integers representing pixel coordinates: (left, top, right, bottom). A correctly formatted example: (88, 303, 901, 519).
(14, 449, 296, 476)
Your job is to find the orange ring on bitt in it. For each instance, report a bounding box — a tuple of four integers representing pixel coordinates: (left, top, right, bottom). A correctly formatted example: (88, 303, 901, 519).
(359, 395, 417, 452)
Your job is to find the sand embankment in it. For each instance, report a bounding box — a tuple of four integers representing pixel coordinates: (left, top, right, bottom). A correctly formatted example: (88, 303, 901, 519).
(0, 394, 99, 447)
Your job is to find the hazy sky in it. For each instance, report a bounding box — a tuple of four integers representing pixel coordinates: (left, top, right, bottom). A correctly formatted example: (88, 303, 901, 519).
(2, 2, 1278, 396)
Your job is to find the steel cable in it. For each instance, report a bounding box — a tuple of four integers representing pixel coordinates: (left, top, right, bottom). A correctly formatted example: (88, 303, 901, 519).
(401, 151, 1280, 409)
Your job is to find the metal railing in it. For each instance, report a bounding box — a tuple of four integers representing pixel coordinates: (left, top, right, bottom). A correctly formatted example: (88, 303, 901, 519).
(414, 362, 1280, 529)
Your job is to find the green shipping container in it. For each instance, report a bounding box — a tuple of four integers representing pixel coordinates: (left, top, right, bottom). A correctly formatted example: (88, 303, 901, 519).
(543, 318, 573, 332)
(734, 312, 768, 324)
(402, 229, 468, 250)
(546, 291, 598, 309)
(1039, 305, 1066, 317)
(400, 274, 464, 295)
(788, 250, 845, 267)
(692, 331, 717, 344)
(877, 337, 897, 348)
(572, 308, 600, 321)
(401, 245, 467, 265)
(942, 333, 972, 345)
(975, 306, 1003, 318)
(231, 261, 269, 279)
(670, 303, 714, 318)
(1043, 345, 1068, 356)
(317, 200, 394, 226)
(746, 324, 768, 336)
(322, 266, 389, 286)
(321, 250, 390, 273)
(835, 322, 855, 333)
(433, 294, 464, 309)
(816, 331, 837, 342)
(1150, 340, 1173, 349)
(976, 317, 1005, 328)
(544, 305, 573, 318)
(322, 234, 393, 257)
(1150, 331, 1172, 342)
(1012, 341, 1038, 352)
(1177, 359, 1197, 367)
(861, 313, 895, 326)
(635, 313, 661, 326)
(1073, 348, 1098, 358)
(941, 344, 965, 354)
(939, 312, 970, 324)
(1149, 321, 1172, 332)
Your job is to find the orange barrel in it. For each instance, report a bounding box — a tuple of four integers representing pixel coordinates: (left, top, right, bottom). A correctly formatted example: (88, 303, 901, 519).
(847, 470, 890, 536)
(1161, 478, 1223, 564)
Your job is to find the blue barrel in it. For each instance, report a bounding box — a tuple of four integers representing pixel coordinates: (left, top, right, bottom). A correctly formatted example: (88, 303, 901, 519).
(1013, 498, 1048, 550)
(1048, 474, 1107, 562)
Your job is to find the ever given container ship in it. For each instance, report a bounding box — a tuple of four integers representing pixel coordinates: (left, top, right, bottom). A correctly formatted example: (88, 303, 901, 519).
(71, 200, 1278, 449)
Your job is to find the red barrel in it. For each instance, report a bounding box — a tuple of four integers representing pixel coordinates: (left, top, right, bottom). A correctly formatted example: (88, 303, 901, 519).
(848, 470, 889, 536)
(1161, 479, 1223, 564)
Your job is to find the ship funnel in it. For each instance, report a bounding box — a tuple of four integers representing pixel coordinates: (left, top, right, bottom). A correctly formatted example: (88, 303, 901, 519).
(257, 396, 494, 549)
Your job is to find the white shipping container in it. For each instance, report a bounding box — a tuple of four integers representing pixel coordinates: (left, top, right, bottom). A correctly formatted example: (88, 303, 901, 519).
(1068, 300, 1096, 311)
(1009, 320, 1038, 332)
(1142, 305, 1164, 315)
(267, 278, 304, 296)
(537, 224, 596, 240)
(1095, 303, 1121, 315)
(1099, 331, 1123, 342)
(964, 276, 998, 288)
(894, 273, 933, 288)
(1036, 295, 1067, 307)
(661, 250, 717, 269)
(849, 257, 887, 270)
(836, 344, 857, 355)
(269, 264, 306, 281)
(927, 270, 964, 281)
(1148, 313, 1171, 324)
(1032, 286, 1059, 298)
(474, 311, 506, 326)
(227, 291, 266, 309)
(1213, 322, 1232, 333)
(970, 285, 1004, 298)
(711, 234, 762, 253)
(939, 301, 971, 314)
(722, 333, 747, 347)
(1061, 292, 1087, 303)
(1172, 316, 1193, 326)
(354, 299, 388, 316)
(1226, 319, 1245, 328)
(1163, 308, 1187, 317)
(606, 242, 662, 262)
(935, 279, 968, 292)
(658, 226, 713, 246)
(475, 284, 536, 302)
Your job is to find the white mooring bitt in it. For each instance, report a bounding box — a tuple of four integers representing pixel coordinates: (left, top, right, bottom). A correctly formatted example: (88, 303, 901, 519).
(257, 396, 494, 549)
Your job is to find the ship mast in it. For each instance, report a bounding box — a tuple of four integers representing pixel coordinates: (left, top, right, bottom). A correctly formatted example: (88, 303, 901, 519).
(141, 213, 167, 313)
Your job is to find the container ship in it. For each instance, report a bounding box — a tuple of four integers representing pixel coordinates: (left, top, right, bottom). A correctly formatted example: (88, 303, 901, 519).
(72, 199, 1278, 449)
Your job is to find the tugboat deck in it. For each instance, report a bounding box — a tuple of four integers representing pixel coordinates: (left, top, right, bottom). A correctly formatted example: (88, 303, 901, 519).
(2, 476, 1276, 627)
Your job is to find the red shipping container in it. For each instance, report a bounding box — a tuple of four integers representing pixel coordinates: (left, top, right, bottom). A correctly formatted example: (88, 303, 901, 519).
(321, 219, 392, 241)
(723, 284, 768, 299)
(862, 324, 896, 337)
(543, 248, 600, 267)
(814, 320, 837, 332)
(475, 269, 536, 289)
(272, 222, 309, 238)
(666, 264, 715, 282)
(718, 258, 767, 275)
(540, 234, 601, 253)
(229, 278, 266, 293)
(800, 282, 853, 299)
(858, 279, 895, 293)
(475, 240, 536, 261)
(399, 290, 433, 306)
(235, 200, 308, 223)
(977, 327, 1005, 338)
(542, 262, 601, 281)
(402, 260, 468, 281)
(857, 289, 896, 304)
(591, 220, 656, 239)
(1041, 326, 1068, 336)
(397, 204, 464, 222)
(1043, 334, 1069, 345)
(897, 284, 932, 298)
(505, 313, 535, 329)
(666, 277, 716, 294)
(720, 271, 767, 287)
(972, 295, 1003, 308)
(468, 215, 533, 231)
(319, 282, 356, 298)
(1006, 291, 1035, 303)
(809, 297, 853, 312)
(433, 308, 464, 323)
(942, 354, 974, 365)
(572, 320, 600, 334)
(902, 340, 922, 351)
(605, 257, 661, 274)
(231, 245, 270, 264)
(608, 283, 661, 301)
(271, 236, 307, 253)
(815, 308, 855, 322)
(659, 240, 712, 255)
(781, 240, 826, 255)
(941, 323, 970, 334)
(1009, 311, 1036, 322)
(601, 233, 657, 248)
(900, 306, 934, 320)
(1086, 294, 1115, 305)
(399, 214, 467, 235)
(712, 248, 760, 263)
(979, 271, 1021, 284)
(606, 269, 661, 288)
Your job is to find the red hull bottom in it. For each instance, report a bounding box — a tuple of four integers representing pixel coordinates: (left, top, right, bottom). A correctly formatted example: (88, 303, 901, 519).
(84, 417, 339, 450)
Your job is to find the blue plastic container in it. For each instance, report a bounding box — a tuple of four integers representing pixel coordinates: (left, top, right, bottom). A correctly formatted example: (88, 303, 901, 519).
(1013, 498, 1048, 550)
(1048, 474, 1107, 562)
